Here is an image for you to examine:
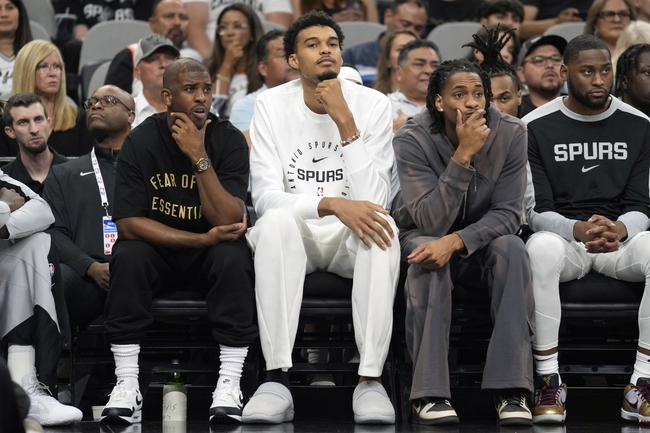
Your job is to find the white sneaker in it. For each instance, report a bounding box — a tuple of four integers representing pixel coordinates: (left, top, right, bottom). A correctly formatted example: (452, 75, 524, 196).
(309, 374, 336, 386)
(101, 379, 143, 424)
(209, 383, 244, 424)
(21, 370, 82, 426)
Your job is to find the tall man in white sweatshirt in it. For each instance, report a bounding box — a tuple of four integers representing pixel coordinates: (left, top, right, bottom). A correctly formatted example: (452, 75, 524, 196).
(244, 10, 400, 425)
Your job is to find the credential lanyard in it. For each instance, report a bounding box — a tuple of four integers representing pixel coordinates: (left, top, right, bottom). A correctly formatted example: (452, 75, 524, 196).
(91, 148, 118, 255)
(91, 148, 109, 216)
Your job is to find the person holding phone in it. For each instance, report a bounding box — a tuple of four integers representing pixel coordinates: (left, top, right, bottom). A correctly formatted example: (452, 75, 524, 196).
(392, 58, 534, 426)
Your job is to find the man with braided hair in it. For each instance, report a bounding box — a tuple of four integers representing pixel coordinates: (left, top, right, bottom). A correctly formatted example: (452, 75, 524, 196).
(616, 43, 650, 117)
(392, 58, 534, 426)
(466, 25, 523, 117)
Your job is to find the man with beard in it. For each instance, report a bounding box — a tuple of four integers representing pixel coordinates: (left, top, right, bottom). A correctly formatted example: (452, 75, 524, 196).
(244, 11, 399, 424)
(517, 34, 567, 117)
(100, 58, 256, 425)
(105, 0, 200, 95)
(616, 44, 650, 117)
(43, 85, 134, 332)
(2, 93, 68, 196)
(523, 34, 650, 425)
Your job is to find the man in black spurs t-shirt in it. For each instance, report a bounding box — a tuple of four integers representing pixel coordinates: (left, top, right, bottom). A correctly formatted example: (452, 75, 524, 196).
(523, 35, 650, 425)
(100, 58, 256, 426)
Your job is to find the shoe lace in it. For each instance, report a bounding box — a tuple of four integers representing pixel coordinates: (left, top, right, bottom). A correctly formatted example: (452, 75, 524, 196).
(213, 387, 239, 402)
(498, 395, 528, 413)
(108, 385, 135, 402)
(26, 379, 52, 398)
(538, 385, 561, 406)
(634, 383, 650, 402)
(421, 397, 451, 409)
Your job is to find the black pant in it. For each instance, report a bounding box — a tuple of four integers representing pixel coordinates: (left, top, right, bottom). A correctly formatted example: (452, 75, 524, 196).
(104, 239, 257, 346)
(62, 263, 106, 329)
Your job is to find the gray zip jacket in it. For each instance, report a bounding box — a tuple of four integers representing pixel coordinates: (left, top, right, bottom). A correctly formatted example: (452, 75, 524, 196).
(392, 105, 528, 256)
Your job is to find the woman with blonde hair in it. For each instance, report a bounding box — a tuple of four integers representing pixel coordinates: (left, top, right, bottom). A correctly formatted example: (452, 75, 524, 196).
(585, 0, 637, 53)
(613, 20, 650, 72)
(2, 40, 92, 156)
(374, 29, 418, 95)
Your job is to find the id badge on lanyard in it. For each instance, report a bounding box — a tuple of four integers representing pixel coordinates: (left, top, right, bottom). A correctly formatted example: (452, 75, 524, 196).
(103, 216, 117, 255)
(92, 148, 117, 255)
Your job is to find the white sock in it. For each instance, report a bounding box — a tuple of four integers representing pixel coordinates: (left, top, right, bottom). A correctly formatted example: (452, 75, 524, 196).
(111, 344, 140, 389)
(217, 345, 248, 390)
(534, 352, 560, 381)
(7, 344, 35, 385)
(631, 351, 650, 384)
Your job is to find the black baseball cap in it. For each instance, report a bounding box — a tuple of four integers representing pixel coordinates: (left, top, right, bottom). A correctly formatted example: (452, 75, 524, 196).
(518, 34, 567, 66)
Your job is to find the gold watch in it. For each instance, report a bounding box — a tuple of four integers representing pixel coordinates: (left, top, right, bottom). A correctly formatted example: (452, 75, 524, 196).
(192, 157, 211, 173)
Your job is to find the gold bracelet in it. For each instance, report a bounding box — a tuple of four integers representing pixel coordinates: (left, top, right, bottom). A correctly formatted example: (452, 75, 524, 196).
(216, 74, 231, 84)
(340, 129, 361, 146)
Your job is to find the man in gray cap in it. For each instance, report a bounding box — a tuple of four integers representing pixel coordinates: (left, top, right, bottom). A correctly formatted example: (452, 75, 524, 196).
(516, 34, 567, 117)
(131, 34, 180, 128)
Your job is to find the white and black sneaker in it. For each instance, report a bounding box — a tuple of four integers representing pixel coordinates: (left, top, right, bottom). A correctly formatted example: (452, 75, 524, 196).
(411, 398, 459, 425)
(22, 370, 82, 426)
(496, 393, 533, 425)
(210, 384, 244, 423)
(101, 380, 143, 424)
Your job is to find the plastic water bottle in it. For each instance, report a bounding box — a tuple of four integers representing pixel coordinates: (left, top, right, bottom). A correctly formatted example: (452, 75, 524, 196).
(162, 360, 187, 421)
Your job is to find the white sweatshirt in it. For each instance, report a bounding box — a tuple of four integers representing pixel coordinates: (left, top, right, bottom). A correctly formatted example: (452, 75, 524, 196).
(0, 170, 54, 239)
(250, 78, 395, 224)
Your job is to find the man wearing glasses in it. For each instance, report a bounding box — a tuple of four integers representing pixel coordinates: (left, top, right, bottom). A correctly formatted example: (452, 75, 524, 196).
(43, 85, 135, 338)
(516, 34, 567, 117)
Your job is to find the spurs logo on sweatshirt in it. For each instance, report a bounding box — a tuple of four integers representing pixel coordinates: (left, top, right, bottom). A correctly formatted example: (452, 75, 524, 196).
(553, 142, 628, 161)
(285, 140, 349, 198)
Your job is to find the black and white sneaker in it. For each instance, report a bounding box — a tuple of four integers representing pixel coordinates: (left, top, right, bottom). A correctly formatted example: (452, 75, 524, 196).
(412, 398, 459, 425)
(496, 394, 533, 426)
(101, 380, 143, 425)
(209, 385, 244, 423)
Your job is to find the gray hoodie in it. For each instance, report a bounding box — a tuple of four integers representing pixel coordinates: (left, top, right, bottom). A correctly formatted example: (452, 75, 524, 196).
(392, 105, 527, 256)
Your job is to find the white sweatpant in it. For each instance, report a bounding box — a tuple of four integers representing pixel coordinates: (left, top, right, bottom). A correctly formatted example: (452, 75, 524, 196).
(246, 208, 400, 377)
(526, 231, 650, 351)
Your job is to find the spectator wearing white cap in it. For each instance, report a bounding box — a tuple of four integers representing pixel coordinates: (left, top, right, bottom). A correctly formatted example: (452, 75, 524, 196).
(339, 63, 364, 84)
(131, 34, 180, 128)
